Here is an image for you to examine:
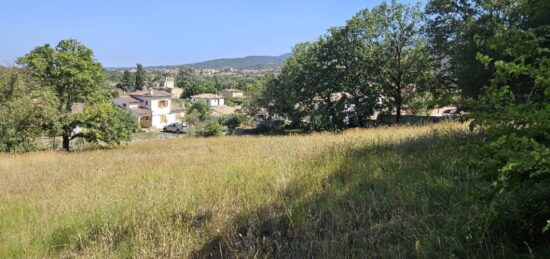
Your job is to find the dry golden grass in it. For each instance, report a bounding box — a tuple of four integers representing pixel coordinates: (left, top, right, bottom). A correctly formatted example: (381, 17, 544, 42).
(1, 122, 502, 257)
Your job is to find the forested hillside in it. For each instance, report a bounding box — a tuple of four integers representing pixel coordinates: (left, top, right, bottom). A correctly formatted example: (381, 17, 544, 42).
(109, 54, 291, 71)
(187, 54, 291, 70)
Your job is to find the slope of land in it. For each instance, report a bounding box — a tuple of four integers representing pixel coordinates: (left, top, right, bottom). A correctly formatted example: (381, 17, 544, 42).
(186, 54, 290, 70)
(107, 54, 291, 71)
(0, 123, 541, 257)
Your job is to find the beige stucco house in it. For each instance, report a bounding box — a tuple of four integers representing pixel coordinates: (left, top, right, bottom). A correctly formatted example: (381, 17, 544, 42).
(222, 89, 244, 99)
(114, 88, 185, 129)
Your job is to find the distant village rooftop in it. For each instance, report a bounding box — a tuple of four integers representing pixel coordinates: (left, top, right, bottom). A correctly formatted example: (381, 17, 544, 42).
(131, 88, 172, 98)
(117, 94, 141, 103)
(191, 93, 224, 99)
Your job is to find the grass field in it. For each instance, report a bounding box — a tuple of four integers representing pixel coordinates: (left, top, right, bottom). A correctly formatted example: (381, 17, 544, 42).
(0, 123, 534, 257)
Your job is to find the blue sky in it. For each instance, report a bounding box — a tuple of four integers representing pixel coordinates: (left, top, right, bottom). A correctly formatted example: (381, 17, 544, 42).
(0, 0, 417, 67)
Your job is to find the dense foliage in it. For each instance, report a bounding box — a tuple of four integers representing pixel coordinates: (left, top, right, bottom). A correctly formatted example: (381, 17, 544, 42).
(185, 101, 223, 137)
(0, 68, 60, 152)
(258, 0, 433, 130)
(14, 39, 137, 151)
(464, 2, 550, 244)
(73, 97, 137, 147)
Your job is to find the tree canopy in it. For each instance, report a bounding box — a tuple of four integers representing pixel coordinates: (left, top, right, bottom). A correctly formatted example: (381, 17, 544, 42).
(256, 0, 433, 129)
(17, 39, 136, 151)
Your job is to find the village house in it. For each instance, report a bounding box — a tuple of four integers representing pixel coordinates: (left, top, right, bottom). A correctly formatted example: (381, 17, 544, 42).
(155, 77, 183, 98)
(222, 88, 244, 99)
(190, 93, 225, 107)
(114, 88, 185, 129)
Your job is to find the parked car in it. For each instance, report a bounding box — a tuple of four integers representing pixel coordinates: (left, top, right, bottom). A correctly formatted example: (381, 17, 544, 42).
(163, 122, 187, 133)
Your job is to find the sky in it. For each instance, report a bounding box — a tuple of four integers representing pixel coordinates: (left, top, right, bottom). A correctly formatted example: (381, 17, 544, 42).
(0, 0, 417, 67)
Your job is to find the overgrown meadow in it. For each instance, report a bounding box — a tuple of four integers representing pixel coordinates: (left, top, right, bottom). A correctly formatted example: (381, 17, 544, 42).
(2, 123, 542, 258)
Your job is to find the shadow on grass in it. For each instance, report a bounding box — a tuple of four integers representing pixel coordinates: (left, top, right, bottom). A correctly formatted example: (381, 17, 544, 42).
(190, 131, 540, 258)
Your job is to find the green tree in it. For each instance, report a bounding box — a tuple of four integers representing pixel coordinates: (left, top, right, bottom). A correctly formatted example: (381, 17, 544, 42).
(351, 0, 431, 123)
(0, 68, 60, 152)
(261, 1, 430, 129)
(175, 67, 195, 89)
(424, 0, 523, 99)
(202, 120, 223, 137)
(219, 113, 246, 131)
(186, 100, 210, 122)
(135, 63, 146, 91)
(469, 28, 550, 245)
(182, 82, 218, 98)
(120, 70, 134, 91)
(73, 97, 137, 146)
(243, 74, 270, 118)
(184, 100, 226, 137)
(464, 0, 550, 246)
(17, 39, 135, 151)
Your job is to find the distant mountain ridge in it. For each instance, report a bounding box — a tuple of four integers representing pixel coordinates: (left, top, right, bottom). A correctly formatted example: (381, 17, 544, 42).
(108, 53, 291, 70)
(187, 53, 291, 70)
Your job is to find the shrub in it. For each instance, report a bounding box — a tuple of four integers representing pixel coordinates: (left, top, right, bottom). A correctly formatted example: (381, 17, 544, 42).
(468, 25, 550, 244)
(201, 120, 223, 137)
(218, 114, 247, 131)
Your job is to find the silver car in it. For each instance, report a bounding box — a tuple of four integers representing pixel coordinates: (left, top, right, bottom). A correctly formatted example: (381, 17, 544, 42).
(163, 122, 187, 133)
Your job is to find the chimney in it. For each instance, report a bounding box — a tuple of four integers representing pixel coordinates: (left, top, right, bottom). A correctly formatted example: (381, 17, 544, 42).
(148, 87, 153, 96)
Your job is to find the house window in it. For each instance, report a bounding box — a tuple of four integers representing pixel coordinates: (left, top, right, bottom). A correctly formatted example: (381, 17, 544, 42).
(145, 101, 148, 105)
(123, 103, 127, 107)
(160, 115, 167, 123)
(158, 100, 168, 108)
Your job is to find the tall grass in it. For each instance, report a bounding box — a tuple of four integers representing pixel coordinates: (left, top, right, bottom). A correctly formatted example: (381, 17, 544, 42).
(0, 122, 535, 257)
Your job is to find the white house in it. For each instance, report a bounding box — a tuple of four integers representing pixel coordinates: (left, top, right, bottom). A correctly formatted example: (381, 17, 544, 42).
(114, 88, 185, 129)
(190, 93, 225, 107)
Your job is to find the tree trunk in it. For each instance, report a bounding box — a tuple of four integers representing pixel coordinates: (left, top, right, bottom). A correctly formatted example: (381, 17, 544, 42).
(62, 133, 70, 151)
(396, 97, 402, 124)
(396, 84, 402, 124)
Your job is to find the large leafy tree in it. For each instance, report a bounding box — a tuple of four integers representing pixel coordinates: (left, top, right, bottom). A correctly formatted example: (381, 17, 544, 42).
(261, 0, 430, 128)
(261, 32, 380, 131)
(350, 0, 431, 123)
(17, 39, 136, 151)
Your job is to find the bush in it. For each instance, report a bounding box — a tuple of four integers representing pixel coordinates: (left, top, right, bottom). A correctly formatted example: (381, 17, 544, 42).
(218, 114, 247, 131)
(201, 120, 223, 137)
(468, 25, 550, 244)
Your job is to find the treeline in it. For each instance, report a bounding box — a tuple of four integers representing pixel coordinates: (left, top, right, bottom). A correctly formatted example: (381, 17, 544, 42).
(174, 67, 266, 98)
(255, 2, 431, 130)
(249, 0, 550, 251)
(108, 66, 266, 99)
(186, 54, 289, 70)
(0, 40, 137, 152)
